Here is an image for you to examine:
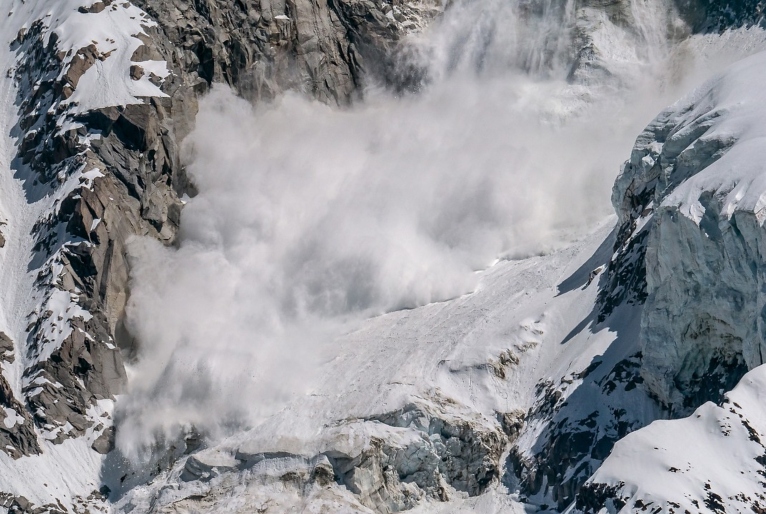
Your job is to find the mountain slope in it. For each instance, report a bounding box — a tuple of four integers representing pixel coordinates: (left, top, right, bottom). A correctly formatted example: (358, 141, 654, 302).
(0, 0, 766, 513)
(575, 47, 766, 514)
(0, 0, 426, 510)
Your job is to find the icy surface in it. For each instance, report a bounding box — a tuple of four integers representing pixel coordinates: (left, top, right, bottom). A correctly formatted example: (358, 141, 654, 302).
(1, 0, 766, 512)
(659, 52, 766, 222)
(576, 48, 766, 514)
(609, 49, 766, 408)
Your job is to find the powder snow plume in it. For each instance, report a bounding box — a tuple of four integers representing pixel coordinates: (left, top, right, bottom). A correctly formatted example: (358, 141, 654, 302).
(112, 0, 756, 457)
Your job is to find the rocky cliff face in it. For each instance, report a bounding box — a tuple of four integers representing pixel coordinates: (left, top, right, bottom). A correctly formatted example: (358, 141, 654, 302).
(608, 48, 766, 413)
(132, 0, 439, 105)
(0, 0, 437, 465)
(1, 0, 766, 512)
(3, 0, 189, 458)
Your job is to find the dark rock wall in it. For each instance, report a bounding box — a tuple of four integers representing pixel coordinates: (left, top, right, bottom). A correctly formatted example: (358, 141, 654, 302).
(2, 0, 432, 458)
(133, 0, 434, 104)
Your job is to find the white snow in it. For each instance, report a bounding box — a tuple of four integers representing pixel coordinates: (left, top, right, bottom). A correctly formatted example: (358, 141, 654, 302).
(660, 52, 766, 224)
(583, 364, 766, 513)
(53, 1, 168, 112)
(0, 437, 107, 508)
(0, 0, 766, 512)
(32, 288, 93, 364)
(2, 407, 24, 429)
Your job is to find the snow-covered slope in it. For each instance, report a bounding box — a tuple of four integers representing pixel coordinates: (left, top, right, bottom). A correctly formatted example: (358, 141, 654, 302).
(0, 0, 766, 512)
(572, 48, 766, 514)
(113, 219, 622, 513)
(577, 365, 766, 513)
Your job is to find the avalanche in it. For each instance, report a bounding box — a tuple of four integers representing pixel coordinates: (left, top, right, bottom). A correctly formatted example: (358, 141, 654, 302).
(0, 0, 765, 512)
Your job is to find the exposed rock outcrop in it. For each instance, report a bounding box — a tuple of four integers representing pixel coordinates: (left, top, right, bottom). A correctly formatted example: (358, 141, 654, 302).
(510, 345, 661, 510)
(7, 5, 184, 451)
(117, 398, 509, 513)
(3, 0, 435, 460)
(133, 0, 439, 104)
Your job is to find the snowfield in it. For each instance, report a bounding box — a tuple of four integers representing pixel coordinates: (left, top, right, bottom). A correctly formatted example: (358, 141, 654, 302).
(580, 366, 766, 513)
(114, 219, 623, 512)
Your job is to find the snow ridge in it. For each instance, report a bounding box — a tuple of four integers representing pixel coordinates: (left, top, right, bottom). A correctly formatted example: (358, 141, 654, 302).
(574, 49, 766, 514)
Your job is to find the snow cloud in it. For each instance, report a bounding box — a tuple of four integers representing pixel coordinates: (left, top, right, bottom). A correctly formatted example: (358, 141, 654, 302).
(114, 81, 641, 457)
(111, 0, 763, 458)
